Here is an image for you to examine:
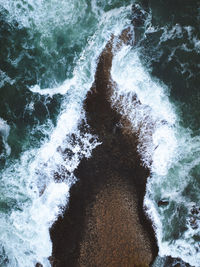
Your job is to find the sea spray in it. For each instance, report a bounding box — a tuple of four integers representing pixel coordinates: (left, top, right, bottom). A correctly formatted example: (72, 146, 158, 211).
(111, 45, 177, 173)
(111, 39, 200, 267)
(0, 108, 100, 266)
(0, 118, 11, 157)
(0, 2, 133, 266)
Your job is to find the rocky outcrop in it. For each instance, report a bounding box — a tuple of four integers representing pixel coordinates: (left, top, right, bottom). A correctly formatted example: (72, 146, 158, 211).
(49, 4, 160, 266)
(50, 22, 158, 267)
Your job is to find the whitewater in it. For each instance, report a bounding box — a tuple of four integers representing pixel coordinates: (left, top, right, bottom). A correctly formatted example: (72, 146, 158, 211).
(0, 0, 199, 266)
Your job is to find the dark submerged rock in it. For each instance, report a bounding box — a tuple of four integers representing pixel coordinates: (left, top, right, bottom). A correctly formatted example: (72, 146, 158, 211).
(163, 256, 194, 267)
(131, 3, 148, 44)
(140, 0, 149, 11)
(158, 199, 169, 207)
(132, 4, 147, 27)
(189, 205, 200, 230)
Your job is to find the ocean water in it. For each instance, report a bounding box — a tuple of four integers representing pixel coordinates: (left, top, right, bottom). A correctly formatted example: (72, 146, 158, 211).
(0, 0, 199, 266)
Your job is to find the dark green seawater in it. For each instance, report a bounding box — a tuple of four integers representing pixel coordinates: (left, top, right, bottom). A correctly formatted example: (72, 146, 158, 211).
(138, 1, 200, 266)
(0, 0, 199, 266)
(141, 0, 200, 132)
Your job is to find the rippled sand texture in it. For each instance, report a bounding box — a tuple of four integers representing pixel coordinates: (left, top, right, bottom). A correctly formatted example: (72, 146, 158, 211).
(79, 176, 153, 267)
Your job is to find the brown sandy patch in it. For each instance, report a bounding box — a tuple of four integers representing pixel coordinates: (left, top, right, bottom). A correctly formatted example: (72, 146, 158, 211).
(78, 175, 154, 267)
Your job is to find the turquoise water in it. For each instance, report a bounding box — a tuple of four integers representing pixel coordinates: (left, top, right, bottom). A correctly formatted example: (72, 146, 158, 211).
(0, 0, 199, 266)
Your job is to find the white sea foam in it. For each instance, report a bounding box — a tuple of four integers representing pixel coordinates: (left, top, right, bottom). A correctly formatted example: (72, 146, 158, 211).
(111, 45, 177, 174)
(0, 106, 101, 266)
(30, 79, 75, 96)
(29, 4, 132, 97)
(0, 117, 11, 156)
(0, 70, 15, 88)
(158, 24, 200, 55)
(0, 3, 133, 267)
(146, 126, 200, 266)
(111, 43, 200, 266)
(0, 0, 88, 31)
